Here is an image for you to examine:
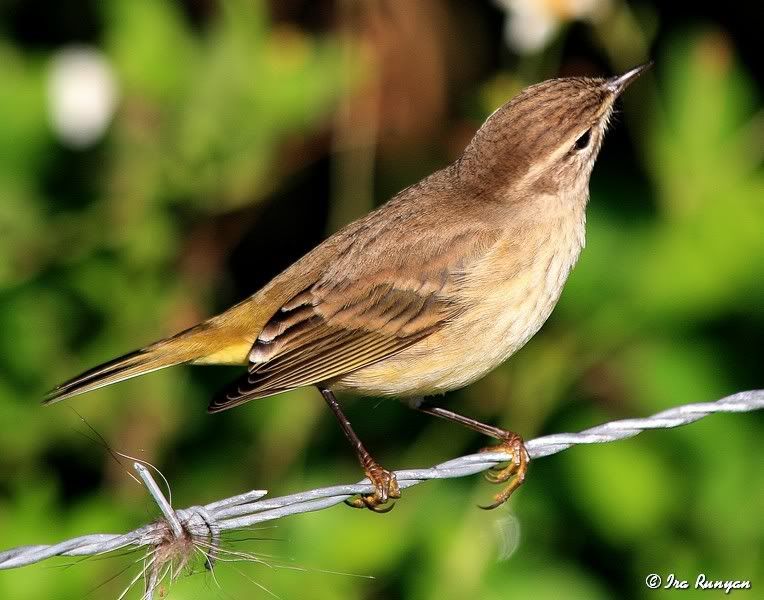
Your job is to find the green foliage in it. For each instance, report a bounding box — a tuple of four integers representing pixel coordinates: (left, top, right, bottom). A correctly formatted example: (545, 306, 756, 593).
(0, 2, 761, 598)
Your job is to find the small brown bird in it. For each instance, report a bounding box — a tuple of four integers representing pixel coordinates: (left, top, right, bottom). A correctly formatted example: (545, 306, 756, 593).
(46, 64, 650, 510)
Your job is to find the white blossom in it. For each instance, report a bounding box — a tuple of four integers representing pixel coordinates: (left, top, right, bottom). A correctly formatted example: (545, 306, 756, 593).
(495, 0, 610, 54)
(47, 46, 118, 148)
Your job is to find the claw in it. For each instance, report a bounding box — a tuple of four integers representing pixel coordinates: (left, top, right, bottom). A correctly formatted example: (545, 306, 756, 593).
(345, 463, 400, 512)
(344, 497, 366, 509)
(370, 501, 396, 514)
(478, 432, 529, 510)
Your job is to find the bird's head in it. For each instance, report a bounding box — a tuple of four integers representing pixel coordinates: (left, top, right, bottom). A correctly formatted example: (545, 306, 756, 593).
(459, 63, 651, 201)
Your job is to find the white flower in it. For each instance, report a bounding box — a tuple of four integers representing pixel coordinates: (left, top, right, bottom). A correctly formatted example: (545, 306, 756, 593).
(47, 46, 118, 148)
(495, 0, 610, 54)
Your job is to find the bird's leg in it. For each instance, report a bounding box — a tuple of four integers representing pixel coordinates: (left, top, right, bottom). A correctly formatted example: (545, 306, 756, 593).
(319, 387, 400, 512)
(411, 399, 529, 510)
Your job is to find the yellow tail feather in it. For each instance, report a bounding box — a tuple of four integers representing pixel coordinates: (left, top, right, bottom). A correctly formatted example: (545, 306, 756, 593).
(43, 322, 251, 404)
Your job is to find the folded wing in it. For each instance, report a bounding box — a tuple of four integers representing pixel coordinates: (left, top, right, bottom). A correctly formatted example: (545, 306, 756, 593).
(209, 174, 502, 412)
(208, 274, 458, 411)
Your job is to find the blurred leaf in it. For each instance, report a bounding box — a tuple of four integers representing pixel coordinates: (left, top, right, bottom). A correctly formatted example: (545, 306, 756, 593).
(563, 433, 680, 545)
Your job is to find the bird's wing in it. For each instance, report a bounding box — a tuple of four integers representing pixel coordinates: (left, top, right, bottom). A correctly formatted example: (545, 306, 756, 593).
(208, 208, 500, 412)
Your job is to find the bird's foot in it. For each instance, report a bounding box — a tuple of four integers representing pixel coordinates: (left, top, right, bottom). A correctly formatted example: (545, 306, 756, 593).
(478, 432, 529, 510)
(345, 462, 401, 513)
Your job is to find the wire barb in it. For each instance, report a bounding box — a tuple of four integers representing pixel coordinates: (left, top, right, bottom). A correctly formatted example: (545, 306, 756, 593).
(0, 389, 761, 589)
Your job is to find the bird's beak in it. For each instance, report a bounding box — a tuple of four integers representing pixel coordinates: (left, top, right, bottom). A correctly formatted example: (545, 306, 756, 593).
(605, 62, 652, 96)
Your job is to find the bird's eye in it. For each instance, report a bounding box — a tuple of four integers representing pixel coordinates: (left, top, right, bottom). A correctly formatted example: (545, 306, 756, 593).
(574, 129, 592, 150)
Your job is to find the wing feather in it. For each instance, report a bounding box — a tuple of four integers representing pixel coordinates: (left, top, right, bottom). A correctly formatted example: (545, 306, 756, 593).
(208, 286, 449, 412)
(207, 178, 503, 413)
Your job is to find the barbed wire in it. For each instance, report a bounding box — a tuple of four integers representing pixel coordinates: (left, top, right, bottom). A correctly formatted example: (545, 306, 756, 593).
(0, 389, 762, 596)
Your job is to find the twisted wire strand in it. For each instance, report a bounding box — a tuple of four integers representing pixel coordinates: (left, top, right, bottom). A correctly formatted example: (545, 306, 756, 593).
(1, 389, 762, 572)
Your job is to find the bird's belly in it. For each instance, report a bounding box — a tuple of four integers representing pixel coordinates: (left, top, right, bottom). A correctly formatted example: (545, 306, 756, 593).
(335, 230, 582, 397)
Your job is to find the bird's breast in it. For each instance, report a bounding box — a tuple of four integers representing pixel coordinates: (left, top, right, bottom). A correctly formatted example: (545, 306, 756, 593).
(336, 208, 586, 397)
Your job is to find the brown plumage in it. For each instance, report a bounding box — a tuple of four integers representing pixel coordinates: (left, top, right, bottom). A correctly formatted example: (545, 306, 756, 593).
(45, 64, 651, 509)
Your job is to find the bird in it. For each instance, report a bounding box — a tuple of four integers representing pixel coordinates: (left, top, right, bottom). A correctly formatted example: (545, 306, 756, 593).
(45, 63, 651, 511)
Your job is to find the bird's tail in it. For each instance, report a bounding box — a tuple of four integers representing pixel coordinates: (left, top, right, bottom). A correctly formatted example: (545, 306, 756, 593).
(43, 320, 252, 404)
